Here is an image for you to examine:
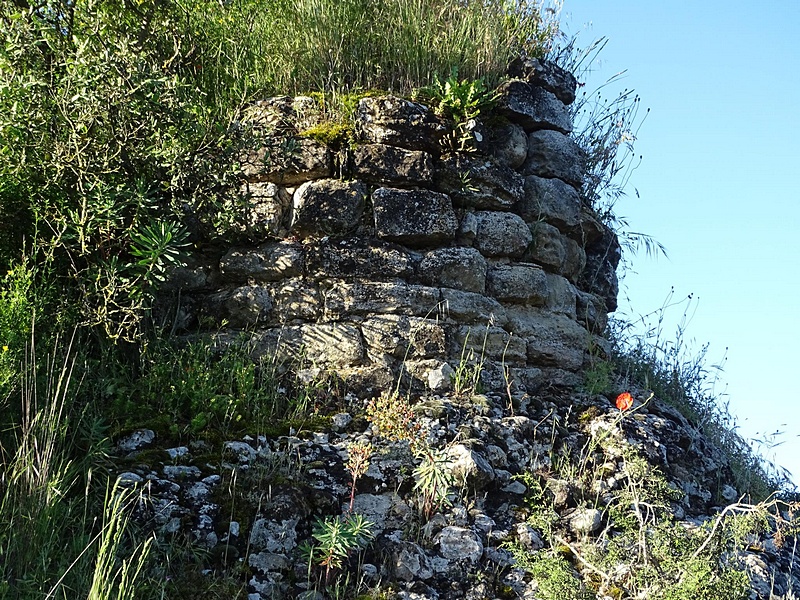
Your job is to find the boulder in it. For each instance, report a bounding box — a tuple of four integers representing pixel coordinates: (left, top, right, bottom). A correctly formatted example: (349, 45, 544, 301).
(219, 242, 304, 283)
(519, 175, 582, 231)
(373, 187, 458, 247)
(351, 143, 433, 184)
(434, 153, 524, 210)
(522, 130, 586, 190)
(357, 96, 449, 154)
(496, 79, 572, 133)
(291, 179, 367, 238)
(486, 263, 549, 305)
(418, 247, 487, 293)
(473, 211, 532, 258)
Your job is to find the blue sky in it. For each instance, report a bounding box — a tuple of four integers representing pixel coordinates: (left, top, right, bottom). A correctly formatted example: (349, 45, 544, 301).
(560, 0, 800, 487)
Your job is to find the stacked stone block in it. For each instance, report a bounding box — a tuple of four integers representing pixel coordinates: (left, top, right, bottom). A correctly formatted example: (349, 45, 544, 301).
(163, 60, 620, 393)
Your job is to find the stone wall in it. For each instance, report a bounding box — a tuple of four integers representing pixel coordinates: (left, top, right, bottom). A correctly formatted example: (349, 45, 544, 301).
(161, 59, 620, 395)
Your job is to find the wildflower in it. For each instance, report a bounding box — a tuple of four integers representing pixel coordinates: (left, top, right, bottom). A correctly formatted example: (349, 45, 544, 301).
(615, 392, 633, 411)
(2, 345, 7, 352)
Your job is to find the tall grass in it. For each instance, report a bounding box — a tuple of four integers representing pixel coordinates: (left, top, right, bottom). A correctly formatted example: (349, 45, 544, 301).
(181, 0, 561, 112)
(0, 334, 150, 599)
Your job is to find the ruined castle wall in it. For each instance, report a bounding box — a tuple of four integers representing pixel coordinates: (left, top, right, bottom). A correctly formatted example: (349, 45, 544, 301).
(162, 59, 620, 394)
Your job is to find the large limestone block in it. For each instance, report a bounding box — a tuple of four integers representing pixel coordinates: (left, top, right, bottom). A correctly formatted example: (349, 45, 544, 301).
(507, 57, 579, 105)
(486, 264, 548, 305)
(269, 280, 322, 322)
(291, 179, 366, 238)
(496, 80, 572, 134)
(306, 237, 417, 280)
(440, 288, 507, 326)
(545, 273, 577, 319)
(324, 281, 441, 319)
(519, 175, 582, 231)
(361, 315, 446, 360)
(219, 242, 303, 282)
(252, 323, 364, 367)
(522, 130, 586, 190)
(525, 221, 586, 281)
(434, 154, 524, 210)
(449, 325, 527, 365)
(240, 137, 331, 185)
(373, 187, 457, 247)
(351, 143, 433, 184)
(487, 121, 528, 169)
(473, 211, 532, 258)
(418, 247, 487, 293)
(203, 285, 273, 328)
(357, 96, 448, 154)
(234, 181, 291, 238)
(505, 307, 591, 370)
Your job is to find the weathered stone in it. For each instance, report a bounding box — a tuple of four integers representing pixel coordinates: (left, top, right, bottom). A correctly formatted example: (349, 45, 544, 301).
(351, 143, 433, 184)
(435, 526, 483, 563)
(249, 518, 299, 554)
(473, 211, 532, 258)
(219, 242, 303, 282)
(487, 264, 548, 305)
(569, 507, 603, 534)
(269, 280, 321, 322)
(362, 315, 446, 360)
(348, 494, 394, 536)
(291, 179, 366, 238)
(440, 288, 507, 326)
(393, 541, 433, 581)
(223, 441, 257, 463)
(324, 281, 441, 319)
(373, 187, 458, 247)
(525, 221, 585, 280)
(306, 237, 417, 280)
(507, 57, 578, 105)
(161, 261, 213, 293)
(251, 324, 364, 367)
(426, 362, 455, 392)
(522, 130, 585, 189)
(117, 429, 155, 453)
(449, 325, 527, 365)
(496, 80, 572, 133)
(418, 247, 487, 293)
(434, 154, 524, 210)
(357, 96, 449, 154)
(520, 175, 582, 231)
(576, 290, 608, 334)
(234, 181, 292, 238)
(241, 136, 331, 185)
(248, 552, 289, 575)
(545, 273, 577, 319)
(488, 121, 528, 169)
(514, 523, 545, 551)
(205, 285, 272, 328)
(240, 96, 319, 135)
(505, 307, 590, 370)
(445, 444, 496, 490)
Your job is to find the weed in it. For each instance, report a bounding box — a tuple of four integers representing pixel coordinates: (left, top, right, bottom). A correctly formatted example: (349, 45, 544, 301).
(301, 513, 374, 586)
(346, 441, 373, 512)
(413, 447, 456, 520)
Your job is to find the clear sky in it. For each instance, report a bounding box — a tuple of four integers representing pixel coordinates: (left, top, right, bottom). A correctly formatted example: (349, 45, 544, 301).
(560, 0, 800, 488)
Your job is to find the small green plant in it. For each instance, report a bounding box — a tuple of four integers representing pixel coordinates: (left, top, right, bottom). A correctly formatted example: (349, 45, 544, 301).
(413, 447, 455, 519)
(451, 328, 489, 397)
(301, 513, 374, 586)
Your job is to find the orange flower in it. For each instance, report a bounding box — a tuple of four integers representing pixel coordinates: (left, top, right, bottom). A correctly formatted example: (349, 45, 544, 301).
(615, 392, 633, 411)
